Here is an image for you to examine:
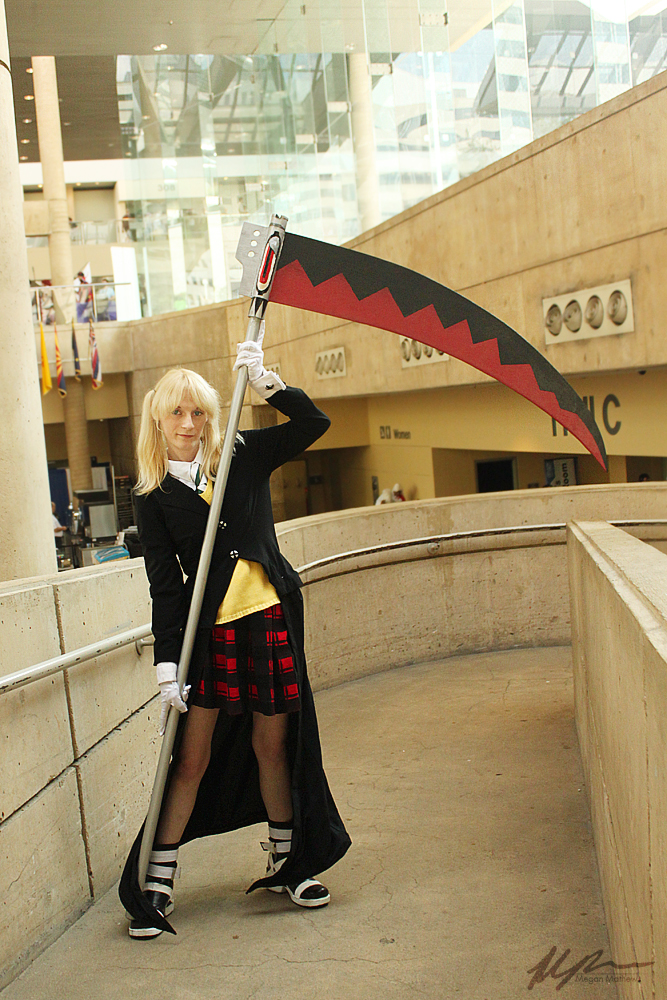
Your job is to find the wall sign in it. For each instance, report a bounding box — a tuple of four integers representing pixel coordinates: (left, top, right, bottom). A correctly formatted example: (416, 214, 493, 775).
(551, 393, 621, 437)
(545, 458, 577, 487)
(380, 425, 411, 439)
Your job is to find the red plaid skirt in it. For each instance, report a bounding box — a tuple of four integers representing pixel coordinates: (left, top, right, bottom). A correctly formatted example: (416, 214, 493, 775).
(192, 603, 301, 715)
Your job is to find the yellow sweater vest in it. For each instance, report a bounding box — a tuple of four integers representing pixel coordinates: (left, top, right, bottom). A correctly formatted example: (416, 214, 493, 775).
(199, 478, 280, 624)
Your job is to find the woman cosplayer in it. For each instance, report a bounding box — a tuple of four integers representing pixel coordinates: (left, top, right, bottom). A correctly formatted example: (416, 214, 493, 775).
(120, 334, 350, 939)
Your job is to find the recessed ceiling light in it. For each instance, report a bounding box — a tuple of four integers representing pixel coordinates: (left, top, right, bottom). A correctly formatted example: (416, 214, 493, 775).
(24, 94, 34, 101)
(19, 155, 28, 161)
(25, 67, 33, 74)
(168, 19, 174, 24)
(20, 138, 30, 144)
(142, 114, 150, 119)
(63, 122, 71, 126)
(22, 117, 32, 123)
(153, 43, 168, 51)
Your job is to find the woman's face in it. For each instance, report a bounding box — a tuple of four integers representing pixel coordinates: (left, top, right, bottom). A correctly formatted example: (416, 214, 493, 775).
(159, 393, 208, 462)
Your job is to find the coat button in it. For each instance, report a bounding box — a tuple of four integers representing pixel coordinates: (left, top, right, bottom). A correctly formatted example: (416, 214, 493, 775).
(219, 520, 226, 529)
(230, 549, 239, 559)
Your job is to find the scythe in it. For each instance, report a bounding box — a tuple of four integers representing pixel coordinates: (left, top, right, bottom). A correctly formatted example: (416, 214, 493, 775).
(238, 225, 607, 470)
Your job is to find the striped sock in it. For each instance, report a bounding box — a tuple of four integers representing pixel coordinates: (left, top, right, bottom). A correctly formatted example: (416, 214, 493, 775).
(268, 819, 293, 865)
(145, 842, 179, 905)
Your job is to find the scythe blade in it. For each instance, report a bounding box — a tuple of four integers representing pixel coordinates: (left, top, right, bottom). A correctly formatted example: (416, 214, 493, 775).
(259, 232, 606, 469)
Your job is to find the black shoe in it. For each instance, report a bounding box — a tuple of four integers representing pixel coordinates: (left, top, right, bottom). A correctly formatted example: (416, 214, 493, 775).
(261, 840, 330, 908)
(269, 878, 331, 908)
(128, 889, 173, 939)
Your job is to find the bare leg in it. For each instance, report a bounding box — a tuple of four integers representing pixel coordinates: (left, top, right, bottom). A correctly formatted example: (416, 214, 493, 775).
(156, 705, 219, 844)
(251, 712, 292, 822)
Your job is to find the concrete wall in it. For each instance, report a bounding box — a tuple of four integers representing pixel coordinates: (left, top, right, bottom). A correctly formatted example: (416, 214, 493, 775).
(568, 522, 667, 1000)
(277, 481, 667, 571)
(292, 484, 667, 690)
(1, 482, 665, 986)
(0, 560, 157, 989)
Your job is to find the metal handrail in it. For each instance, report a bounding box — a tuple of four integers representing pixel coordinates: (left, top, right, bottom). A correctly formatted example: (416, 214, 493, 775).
(0, 624, 153, 697)
(3, 517, 667, 696)
(295, 518, 667, 575)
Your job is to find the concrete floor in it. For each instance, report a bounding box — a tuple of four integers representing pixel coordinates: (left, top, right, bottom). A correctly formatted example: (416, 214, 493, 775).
(1, 647, 617, 1000)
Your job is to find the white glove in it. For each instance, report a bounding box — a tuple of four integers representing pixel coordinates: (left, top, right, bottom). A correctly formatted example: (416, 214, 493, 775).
(156, 661, 190, 736)
(233, 321, 286, 400)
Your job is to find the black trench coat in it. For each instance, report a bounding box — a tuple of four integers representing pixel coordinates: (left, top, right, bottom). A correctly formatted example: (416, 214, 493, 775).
(119, 387, 351, 933)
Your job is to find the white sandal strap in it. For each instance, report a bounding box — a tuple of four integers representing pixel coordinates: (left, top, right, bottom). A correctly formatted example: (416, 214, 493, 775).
(260, 840, 290, 855)
(290, 879, 323, 897)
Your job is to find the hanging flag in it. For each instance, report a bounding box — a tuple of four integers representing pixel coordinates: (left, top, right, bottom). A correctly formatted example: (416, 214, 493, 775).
(40, 322, 52, 395)
(89, 318, 103, 389)
(54, 323, 67, 397)
(71, 318, 82, 381)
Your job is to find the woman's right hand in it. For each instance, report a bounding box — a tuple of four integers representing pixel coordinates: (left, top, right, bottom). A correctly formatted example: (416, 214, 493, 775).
(156, 662, 190, 736)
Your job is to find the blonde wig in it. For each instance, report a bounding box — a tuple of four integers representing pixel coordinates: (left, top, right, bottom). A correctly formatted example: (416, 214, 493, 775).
(135, 368, 225, 494)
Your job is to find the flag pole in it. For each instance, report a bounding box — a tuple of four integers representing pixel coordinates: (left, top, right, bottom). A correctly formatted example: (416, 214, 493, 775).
(137, 214, 288, 890)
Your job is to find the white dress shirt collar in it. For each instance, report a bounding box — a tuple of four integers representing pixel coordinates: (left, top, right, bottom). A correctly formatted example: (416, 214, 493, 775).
(167, 445, 207, 492)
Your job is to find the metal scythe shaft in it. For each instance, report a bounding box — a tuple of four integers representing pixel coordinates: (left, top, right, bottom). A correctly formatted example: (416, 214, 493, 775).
(138, 215, 288, 889)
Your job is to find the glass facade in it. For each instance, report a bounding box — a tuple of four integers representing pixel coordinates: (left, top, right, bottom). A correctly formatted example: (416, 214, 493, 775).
(114, 1, 667, 315)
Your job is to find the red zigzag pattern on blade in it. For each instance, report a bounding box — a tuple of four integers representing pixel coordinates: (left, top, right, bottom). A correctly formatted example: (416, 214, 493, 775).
(270, 260, 605, 467)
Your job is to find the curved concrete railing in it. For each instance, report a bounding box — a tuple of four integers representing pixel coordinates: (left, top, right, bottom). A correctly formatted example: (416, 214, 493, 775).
(1, 481, 667, 987)
(277, 482, 667, 569)
(275, 484, 667, 692)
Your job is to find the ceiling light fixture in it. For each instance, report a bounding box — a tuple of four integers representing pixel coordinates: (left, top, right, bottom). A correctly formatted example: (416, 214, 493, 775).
(20, 138, 30, 144)
(25, 67, 33, 74)
(63, 122, 71, 126)
(24, 94, 34, 101)
(153, 43, 168, 51)
(22, 117, 32, 123)
(19, 155, 28, 161)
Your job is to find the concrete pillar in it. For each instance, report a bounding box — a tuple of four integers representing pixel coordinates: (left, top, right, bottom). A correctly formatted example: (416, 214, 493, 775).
(32, 56, 92, 492)
(0, 4, 57, 578)
(348, 52, 381, 232)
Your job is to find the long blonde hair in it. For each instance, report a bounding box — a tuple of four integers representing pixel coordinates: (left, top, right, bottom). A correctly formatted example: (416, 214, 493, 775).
(135, 368, 224, 494)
